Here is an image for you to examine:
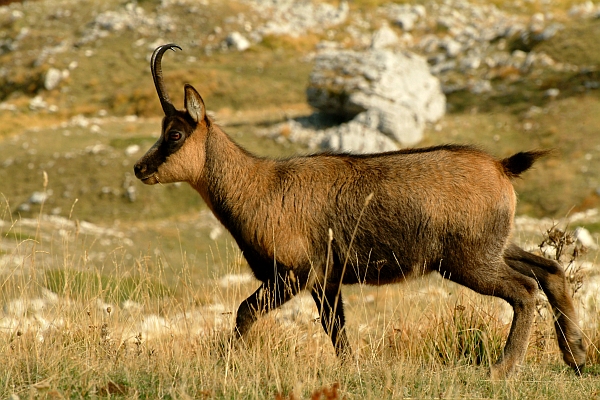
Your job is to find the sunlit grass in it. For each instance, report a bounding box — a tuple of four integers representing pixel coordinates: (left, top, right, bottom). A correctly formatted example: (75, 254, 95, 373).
(1, 195, 599, 399)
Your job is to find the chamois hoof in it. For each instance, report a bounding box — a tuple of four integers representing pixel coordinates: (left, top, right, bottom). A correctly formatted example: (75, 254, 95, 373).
(566, 357, 586, 376)
(573, 363, 585, 376)
(489, 363, 520, 381)
(562, 341, 586, 375)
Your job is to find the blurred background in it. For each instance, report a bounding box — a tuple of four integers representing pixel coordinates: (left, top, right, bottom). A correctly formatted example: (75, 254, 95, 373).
(0, 0, 599, 353)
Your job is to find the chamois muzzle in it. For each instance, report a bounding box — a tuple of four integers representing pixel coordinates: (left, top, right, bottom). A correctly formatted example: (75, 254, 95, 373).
(133, 160, 152, 181)
(151, 43, 181, 116)
(133, 151, 159, 184)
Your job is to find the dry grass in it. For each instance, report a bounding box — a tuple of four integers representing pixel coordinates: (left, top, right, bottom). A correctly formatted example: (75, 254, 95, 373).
(1, 196, 600, 399)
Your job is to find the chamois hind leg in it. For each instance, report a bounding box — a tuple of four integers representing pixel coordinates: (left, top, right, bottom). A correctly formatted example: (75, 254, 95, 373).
(504, 243, 586, 373)
(446, 257, 537, 379)
(235, 274, 298, 339)
(311, 284, 352, 359)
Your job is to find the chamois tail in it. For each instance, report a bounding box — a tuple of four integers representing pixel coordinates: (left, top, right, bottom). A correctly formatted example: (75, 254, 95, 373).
(501, 150, 550, 178)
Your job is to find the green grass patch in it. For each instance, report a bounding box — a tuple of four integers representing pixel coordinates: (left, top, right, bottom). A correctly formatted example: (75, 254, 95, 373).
(427, 303, 505, 367)
(579, 221, 600, 235)
(536, 19, 600, 67)
(109, 136, 155, 150)
(2, 231, 36, 242)
(44, 268, 171, 304)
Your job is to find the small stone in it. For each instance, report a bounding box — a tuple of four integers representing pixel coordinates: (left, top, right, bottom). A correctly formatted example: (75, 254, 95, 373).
(574, 227, 597, 249)
(534, 23, 563, 42)
(395, 14, 416, 31)
(11, 10, 24, 20)
(529, 13, 545, 33)
(44, 68, 62, 90)
(460, 56, 481, 71)
(441, 38, 462, 58)
(86, 144, 109, 154)
(569, 1, 595, 18)
(370, 24, 399, 49)
(125, 144, 140, 156)
(544, 88, 560, 98)
(511, 49, 528, 63)
(430, 60, 456, 75)
(412, 5, 426, 18)
(469, 80, 492, 94)
(125, 186, 136, 202)
(209, 226, 223, 240)
(17, 203, 31, 212)
(29, 96, 47, 111)
(29, 191, 50, 204)
(225, 32, 250, 51)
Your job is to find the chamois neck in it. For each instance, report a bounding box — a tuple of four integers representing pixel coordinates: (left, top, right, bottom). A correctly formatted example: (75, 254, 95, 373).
(190, 124, 270, 216)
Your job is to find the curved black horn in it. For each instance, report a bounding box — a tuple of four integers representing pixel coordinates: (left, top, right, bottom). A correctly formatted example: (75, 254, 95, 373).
(151, 43, 182, 116)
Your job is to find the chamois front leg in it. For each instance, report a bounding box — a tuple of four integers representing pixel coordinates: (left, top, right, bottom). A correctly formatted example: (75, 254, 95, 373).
(311, 284, 352, 359)
(234, 276, 297, 339)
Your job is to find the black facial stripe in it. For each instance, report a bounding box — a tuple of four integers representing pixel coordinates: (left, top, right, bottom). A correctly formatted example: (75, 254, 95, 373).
(138, 115, 193, 176)
(140, 138, 169, 176)
(165, 133, 186, 153)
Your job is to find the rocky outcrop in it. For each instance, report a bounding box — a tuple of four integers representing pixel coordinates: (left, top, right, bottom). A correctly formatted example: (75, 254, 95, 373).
(314, 111, 399, 153)
(307, 48, 446, 146)
(77, 3, 174, 45)
(244, 0, 349, 38)
(263, 110, 399, 154)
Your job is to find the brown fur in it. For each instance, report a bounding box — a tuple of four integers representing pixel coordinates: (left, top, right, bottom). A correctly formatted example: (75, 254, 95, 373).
(134, 44, 586, 379)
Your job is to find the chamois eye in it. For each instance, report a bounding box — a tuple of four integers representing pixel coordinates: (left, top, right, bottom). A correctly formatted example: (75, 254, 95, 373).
(168, 131, 182, 141)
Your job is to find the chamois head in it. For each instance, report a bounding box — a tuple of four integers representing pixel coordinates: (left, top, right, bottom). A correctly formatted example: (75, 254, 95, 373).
(134, 44, 210, 185)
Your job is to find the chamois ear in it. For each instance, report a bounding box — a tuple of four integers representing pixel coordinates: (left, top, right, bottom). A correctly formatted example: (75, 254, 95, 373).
(184, 83, 206, 123)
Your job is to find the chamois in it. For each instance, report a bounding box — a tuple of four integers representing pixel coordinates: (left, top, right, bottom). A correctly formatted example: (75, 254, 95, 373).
(134, 44, 586, 379)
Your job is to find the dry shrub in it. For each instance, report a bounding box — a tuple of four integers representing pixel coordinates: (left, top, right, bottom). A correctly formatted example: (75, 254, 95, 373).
(538, 224, 600, 365)
(539, 224, 586, 296)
